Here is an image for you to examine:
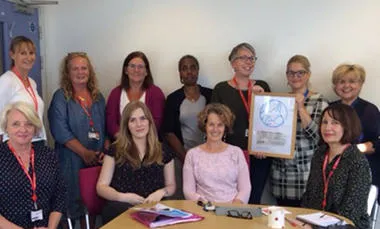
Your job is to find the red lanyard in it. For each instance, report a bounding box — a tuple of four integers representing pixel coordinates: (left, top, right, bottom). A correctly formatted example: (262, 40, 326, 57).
(8, 142, 37, 208)
(232, 76, 252, 116)
(321, 145, 349, 209)
(76, 96, 94, 127)
(12, 67, 38, 112)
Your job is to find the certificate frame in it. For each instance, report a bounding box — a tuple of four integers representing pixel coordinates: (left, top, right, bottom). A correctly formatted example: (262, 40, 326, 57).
(248, 92, 297, 159)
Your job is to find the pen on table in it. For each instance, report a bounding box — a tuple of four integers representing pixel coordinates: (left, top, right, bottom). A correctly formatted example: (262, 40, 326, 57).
(320, 213, 326, 218)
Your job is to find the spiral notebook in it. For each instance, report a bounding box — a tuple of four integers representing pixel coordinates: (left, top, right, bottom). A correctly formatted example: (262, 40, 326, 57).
(130, 203, 204, 228)
(296, 212, 345, 227)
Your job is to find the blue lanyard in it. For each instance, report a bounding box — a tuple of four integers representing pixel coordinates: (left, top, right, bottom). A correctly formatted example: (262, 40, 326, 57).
(303, 89, 309, 98)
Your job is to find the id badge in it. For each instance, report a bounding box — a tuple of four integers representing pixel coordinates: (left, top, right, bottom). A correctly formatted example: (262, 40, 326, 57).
(88, 131, 100, 140)
(245, 129, 249, 137)
(31, 209, 43, 222)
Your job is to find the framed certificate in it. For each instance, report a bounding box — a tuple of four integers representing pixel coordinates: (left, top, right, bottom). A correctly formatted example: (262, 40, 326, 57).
(248, 92, 297, 159)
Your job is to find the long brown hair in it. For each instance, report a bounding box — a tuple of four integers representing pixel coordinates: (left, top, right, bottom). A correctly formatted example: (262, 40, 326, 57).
(114, 101, 162, 169)
(60, 52, 99, 100)
(120, 51, 153, 90)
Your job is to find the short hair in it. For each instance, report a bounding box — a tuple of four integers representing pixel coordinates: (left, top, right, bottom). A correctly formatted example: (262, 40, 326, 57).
(228, 42, 256, 62)
(120, 51, 153, 90)
(114, 101, 162, 169)
(60, 52, 99, 100)
(9, 36, 36, 67)
(319, 103, 362, 145)
(287, 54, 311, 72)
(178, 55, 199, 71)
(198, 103, 235, 134)
(332, 64, 366, 85)
(0, 102, 42, 135)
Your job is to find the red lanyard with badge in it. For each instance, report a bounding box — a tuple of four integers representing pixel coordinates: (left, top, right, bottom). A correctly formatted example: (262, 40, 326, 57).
(321, 144, 349, 209)
(233, 76, 252, 137)
(8, 142, 43, 222)
(12, 67, 38, 112)
(77, 96, 100, 140)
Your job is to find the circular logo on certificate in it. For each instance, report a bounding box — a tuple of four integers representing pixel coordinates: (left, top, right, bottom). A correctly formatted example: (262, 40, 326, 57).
(259, 99, 288, 127)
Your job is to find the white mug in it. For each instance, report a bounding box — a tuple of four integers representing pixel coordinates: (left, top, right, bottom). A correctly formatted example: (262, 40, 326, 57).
(267, 206, 285, 228)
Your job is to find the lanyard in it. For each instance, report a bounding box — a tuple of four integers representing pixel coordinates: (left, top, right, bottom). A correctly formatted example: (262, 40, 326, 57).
(303, 88, 309, 98)
(12, 67, 38, 112)
(76, 96, 94, 127)
(321, 145, 349, 209)
(8, 142, 38, 209)
(232, 76, 252, 116)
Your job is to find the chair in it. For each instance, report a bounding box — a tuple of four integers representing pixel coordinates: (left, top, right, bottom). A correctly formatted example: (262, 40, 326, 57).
(67, 166, 105, 229)
(367, 185, 379, 229)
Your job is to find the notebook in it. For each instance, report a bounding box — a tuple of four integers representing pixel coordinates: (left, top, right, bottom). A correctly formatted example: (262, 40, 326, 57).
(296, 212, 345, 227)
(130, 203, 204, 228)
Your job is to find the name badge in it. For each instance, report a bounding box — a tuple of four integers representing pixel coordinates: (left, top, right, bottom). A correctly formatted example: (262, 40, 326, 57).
(31, 209, 43, 222)
(88, 131, 100, 140)
(245, 129, 249, 137)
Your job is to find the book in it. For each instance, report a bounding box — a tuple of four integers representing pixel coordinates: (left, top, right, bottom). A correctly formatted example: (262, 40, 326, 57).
(130, 203, 204, 228)
(296, 212, 345, 227)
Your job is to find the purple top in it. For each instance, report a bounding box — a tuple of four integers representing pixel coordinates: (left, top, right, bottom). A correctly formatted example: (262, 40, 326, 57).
(183, 144, 251, 203)
(105, 84, 165, 139)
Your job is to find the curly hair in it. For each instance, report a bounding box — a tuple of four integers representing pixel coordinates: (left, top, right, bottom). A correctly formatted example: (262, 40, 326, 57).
(113, 101, 162, 169)
(197, 103, 235, 134)
(60, 52, 99, 100)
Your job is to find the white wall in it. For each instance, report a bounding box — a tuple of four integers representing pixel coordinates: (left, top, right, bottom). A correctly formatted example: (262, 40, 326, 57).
(40, 0, 380, 107)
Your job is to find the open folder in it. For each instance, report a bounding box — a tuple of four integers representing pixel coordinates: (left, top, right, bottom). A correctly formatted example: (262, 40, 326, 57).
(130, 203, 204, 228)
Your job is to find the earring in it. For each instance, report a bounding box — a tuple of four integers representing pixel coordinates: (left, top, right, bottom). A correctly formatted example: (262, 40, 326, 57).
(222, 132, 227, 142)
(203, 133, 207, 141)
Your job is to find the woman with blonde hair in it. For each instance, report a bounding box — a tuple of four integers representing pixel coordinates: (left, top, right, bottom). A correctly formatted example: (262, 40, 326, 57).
(97, 101, 175, 223)
(0, 36, 46, 145)
(0, 102, 66, 228)
(48, 52, 108, 227)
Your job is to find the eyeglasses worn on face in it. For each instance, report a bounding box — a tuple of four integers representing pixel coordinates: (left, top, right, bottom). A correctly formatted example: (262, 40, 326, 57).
(227, 210, 253, 220)
(235, 55, 258, 63)
(128, 63, 146, 70)
(286, 70, 308, 78)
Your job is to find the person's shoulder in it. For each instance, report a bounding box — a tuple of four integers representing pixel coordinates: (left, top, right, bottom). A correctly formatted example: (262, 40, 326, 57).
(166, 87, 185, 100)
(358, 97, 379, 112)
(214, 81, 229, 89)
(109, 86, 122, 97)
(148, 84, 163, 92)
(0, 71, 16, 85)
(310, 92, 329, 103)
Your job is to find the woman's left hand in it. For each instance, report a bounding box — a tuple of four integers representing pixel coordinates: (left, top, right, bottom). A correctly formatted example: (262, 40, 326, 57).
(144, 189, 166, 203)
(252, 85, 264, 93)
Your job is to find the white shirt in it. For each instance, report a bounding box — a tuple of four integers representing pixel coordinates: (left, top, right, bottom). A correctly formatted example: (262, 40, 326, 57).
(0, 70, 47, 142)
(119, 89, 146, 115)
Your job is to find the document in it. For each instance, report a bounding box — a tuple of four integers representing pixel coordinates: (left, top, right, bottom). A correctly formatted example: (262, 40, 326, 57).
(296, 212, 344, 227)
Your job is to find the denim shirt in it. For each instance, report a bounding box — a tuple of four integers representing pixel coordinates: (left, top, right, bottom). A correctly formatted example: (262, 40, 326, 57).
(48, 88, 106, 157)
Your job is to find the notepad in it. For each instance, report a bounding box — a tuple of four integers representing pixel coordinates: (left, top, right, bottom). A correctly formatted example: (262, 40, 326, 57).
(131, 203, 204, 228)
(296, 212, 344, 227)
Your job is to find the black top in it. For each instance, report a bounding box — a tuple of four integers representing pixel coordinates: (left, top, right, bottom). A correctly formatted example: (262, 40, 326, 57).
(302, 144, 371, 229)
(106, 144, 174, 198)
(0, 143, 66, 228)
(162, 85, 213, 144)
(211, 80, 271, 149)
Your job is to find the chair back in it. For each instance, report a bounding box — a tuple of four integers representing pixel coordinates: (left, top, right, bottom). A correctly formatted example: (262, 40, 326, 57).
(368, 184, 379, 229)
(79, 166, 105, 215)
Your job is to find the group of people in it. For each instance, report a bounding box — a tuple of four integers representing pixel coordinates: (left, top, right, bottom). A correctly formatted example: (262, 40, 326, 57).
(0, 36, 378, 229)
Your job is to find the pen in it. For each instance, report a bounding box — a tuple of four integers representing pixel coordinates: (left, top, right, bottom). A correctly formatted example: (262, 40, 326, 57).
(320, 214, 326, 218)
(285, 217, 298, 227)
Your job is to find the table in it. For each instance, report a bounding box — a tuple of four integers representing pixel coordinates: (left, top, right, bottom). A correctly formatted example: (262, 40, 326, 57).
(101, 200, 352, 228)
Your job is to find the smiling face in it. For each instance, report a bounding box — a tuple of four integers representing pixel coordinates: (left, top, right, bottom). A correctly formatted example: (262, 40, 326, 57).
(6, 109, 36, 147)
(231, 48, 255, 78)
(334, 72, 363, 104)
(69, 56, 90, 87)
(320, 111, 344, 145)
(125, 57, 147, 85)
(205, 113, 226, 143)
(179, 58, 199, 86)
(286, 62, 310, 91)
(10, 42, 36, 73)
(128, 108, 150, 140)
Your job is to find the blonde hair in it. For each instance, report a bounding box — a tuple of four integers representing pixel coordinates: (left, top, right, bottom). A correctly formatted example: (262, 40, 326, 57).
(60, 52, 99, 100)
(287, 54, 311, 72)
(332, 64, 366, 85)
(198, 103, 235, 134)
(0, 102, 42, 135)
(113, 101, 162, 169)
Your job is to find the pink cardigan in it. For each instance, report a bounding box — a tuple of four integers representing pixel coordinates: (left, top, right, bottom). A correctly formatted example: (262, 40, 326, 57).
(105, 85, 165, 139)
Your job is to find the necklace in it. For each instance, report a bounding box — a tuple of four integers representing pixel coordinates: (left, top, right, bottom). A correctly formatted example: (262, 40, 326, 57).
(184, 86, 200, 103)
